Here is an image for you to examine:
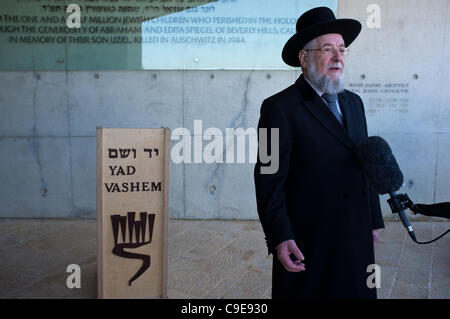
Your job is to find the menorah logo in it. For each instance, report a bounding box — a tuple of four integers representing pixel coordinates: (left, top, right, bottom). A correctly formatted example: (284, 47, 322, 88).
(111, 212, 156, 286)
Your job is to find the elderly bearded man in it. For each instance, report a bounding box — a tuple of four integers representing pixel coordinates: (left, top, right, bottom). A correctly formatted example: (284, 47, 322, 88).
(254, 7, 384, 299)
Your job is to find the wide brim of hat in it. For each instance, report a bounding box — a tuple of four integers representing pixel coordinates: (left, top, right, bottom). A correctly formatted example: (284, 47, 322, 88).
(282, 19, 362, 67)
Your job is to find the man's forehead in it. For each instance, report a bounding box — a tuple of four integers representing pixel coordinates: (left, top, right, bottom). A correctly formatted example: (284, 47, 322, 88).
(315, 33, 345, 45)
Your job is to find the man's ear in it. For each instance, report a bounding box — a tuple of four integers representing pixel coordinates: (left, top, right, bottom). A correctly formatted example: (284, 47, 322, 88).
(299, 50, 308, 68)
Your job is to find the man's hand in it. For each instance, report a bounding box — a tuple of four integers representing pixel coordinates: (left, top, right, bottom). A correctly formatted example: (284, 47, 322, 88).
(372, 229, 379, 247)
(276, 239, 305, 272)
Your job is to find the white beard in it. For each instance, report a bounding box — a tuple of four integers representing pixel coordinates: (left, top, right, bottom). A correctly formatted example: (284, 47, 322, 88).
(307, 61, 345, 94)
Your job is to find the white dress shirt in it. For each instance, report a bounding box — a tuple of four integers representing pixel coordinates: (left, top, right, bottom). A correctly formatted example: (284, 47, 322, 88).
(303, 76, 343, 116)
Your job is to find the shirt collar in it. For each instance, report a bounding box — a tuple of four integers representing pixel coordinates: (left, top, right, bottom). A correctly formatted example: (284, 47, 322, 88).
(303, 75, 325, 98)
(303, 74, 342, 115)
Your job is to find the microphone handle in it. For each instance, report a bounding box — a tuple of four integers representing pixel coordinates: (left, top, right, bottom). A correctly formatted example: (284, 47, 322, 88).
(389, 192, 417, 241)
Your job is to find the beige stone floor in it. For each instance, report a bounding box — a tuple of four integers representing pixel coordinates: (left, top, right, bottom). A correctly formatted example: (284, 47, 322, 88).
(0, 219, 448, 299)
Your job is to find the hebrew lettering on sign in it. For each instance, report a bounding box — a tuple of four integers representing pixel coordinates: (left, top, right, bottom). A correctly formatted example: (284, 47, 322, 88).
(98, 127, 169, 299)
(108, 148, 137, 158)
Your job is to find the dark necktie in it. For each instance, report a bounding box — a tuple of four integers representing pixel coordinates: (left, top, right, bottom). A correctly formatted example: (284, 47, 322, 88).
(322, 93, 344, 126)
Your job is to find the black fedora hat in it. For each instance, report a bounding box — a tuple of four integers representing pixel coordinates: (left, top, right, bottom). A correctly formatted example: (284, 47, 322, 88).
(282, 7, 362, 67)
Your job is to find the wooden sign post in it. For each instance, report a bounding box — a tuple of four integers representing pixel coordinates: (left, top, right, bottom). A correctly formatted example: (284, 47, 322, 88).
(97, 128, 169, 299)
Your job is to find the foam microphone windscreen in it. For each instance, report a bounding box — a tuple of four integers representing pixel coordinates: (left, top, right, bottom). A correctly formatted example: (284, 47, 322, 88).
(356, 136, 404, 194)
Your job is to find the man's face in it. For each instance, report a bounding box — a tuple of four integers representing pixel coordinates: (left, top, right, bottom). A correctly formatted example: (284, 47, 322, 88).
(300, 33, 346, 94)
(304, 33, 345, 79)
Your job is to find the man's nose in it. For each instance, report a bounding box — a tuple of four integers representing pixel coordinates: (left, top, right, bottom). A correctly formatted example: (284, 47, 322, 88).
(331, 49, 344, 60)
(332, 48, 345, 59)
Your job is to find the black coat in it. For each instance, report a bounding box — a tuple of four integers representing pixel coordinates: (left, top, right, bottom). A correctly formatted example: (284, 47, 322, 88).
(254, 75, 385, 299)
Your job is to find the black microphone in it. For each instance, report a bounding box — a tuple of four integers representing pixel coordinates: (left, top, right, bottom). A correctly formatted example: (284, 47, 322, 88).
(356, 136, 416, 241)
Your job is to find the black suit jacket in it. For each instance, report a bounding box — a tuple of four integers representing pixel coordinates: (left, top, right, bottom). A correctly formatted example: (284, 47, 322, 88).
(254, 74, 384, 298)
